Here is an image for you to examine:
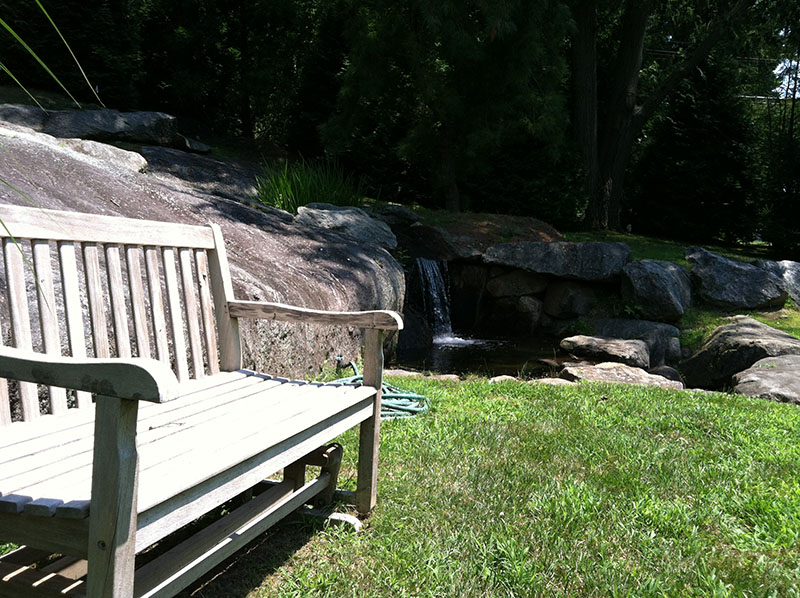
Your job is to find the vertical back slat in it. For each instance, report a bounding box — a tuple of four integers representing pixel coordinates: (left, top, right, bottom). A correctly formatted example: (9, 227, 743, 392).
(3, 238, 40, 420)
(83, 243, 110, 359)
(206, 225, 241, 371)
(105, 245, 131, 359)
(59, 241, 91, 408)
(144, 246, 170, 364)
(179, 248, 204, 378)
(125, 246, 151, 359)
(0, 325, 11, 424)
(32, 240, 68, 414)
(195, 249, 219, 375)
(162, 247, 189, 382)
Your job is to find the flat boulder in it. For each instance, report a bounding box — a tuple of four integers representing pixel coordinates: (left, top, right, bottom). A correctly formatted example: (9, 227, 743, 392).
(560, 335, 650, 369)
(686, 247, 787, 309)
(732, 355, 800, 404)
(559, 362, 683, 389)
(593, 319, 682, 366)
(621, 259, 692, 322)
(681, 316, 800, 389)
(754, 259, 800, 304)
(483, 241, 631, 281)
(297, 203, 397, 250)
(43, 108, 181, 146)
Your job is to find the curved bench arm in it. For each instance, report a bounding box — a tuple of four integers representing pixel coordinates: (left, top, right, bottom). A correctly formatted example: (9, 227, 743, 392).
(0, 346, 179, 403)
(227, 300, 404, 331)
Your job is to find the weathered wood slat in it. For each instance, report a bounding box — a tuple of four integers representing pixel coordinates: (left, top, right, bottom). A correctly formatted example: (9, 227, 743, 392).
(2, 378, 340, 507)
(0, 511, 89, 557)
(32, 240, 68, 414)
(357, 329, 383, 514)
(144, 247, 170, 364)
(205, 224, 240, 371)
(0, 339, 11, 426)
(105, 245, 131, 359)
(194, 250, 219, 375)
(87, 396, 139, 598)
(126, 246, 151, 359)
(82, 243, 110, 359)
(228, 300, 404, 330)
(58, 241, 91, 408)
(179, 249, 204, 378)
(135, 396, 372, 551)
(3, 238, 39, 420)
(0, 205, 215, 249)
(162, 247, 189, 382)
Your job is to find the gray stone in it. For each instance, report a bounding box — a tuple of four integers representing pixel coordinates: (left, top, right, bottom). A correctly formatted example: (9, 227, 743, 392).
(483, 241, 631, 281)
(543, 280, 598, 318)
(0, 124, 404, 379)
(560, 335, 650, 369)
(559, 362, 683, 389)
(489, 375, 518, 384)
(681, 316, 800, 389)
(621, 259, 692, 322)
(140, 146, 267, 205)
(177, 134, 212, 154)
(517, 296, 543, 330)
(686, 247, 787, 309)
(754, 259, 800, 304)
(486, 270, 548, 298)
(529, 377, 577, 386)
(732, 355, 800, 404)
(296, 203, 397, 250)
(60, 138, 148, 173)
(368, 204, 421, 227)
(0, 104, 47, 130)
(593, 319, 682, 367)
(43, 108, 181, 146)
(647, 365, 685, 387)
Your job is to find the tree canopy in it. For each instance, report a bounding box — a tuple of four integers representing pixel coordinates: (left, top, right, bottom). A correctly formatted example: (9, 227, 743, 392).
(2, 0, 798, 252)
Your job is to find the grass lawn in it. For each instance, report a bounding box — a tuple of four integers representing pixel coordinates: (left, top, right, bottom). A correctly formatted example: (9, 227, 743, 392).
(186, 377, 800, 597)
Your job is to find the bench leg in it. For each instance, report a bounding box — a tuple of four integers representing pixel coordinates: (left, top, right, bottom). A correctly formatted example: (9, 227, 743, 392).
(87, 397, 139, 598)
(356, 329, 383, 515)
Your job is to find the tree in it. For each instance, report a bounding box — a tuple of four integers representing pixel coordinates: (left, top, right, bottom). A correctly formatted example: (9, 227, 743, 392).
(569, 0, 757, 230)
(325, 0, 570, 212)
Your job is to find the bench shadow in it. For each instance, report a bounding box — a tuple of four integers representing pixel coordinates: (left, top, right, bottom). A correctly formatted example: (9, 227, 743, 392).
(175, 513, 322, 598)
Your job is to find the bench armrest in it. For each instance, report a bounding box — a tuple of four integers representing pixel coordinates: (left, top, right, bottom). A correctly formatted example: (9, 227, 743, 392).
(0, 346, 179, 403)
(227, 300, 404, 331)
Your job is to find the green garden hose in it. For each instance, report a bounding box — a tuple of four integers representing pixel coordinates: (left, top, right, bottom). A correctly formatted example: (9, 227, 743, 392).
(332, 362, 428, 420)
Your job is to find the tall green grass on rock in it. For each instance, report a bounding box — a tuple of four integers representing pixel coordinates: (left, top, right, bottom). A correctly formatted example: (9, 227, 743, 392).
(255, 160, 364, 215)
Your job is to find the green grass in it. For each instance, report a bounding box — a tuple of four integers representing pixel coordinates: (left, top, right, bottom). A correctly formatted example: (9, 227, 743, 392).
(563, 231, 771, 267)
(188, 377, 800, 597)
(255, 159, 365, 215)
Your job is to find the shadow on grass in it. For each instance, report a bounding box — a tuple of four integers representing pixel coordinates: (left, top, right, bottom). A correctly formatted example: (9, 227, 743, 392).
(175, 514, 321, 598)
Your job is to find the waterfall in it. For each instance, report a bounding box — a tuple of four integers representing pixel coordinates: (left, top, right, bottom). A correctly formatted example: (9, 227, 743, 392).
(416, 257, 453, 339)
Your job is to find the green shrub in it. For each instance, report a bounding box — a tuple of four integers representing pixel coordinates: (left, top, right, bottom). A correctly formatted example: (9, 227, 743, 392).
(254, 160, 364, 215)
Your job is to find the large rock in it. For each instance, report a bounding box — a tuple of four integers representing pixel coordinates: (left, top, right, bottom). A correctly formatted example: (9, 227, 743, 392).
(681, 316, 800, 389)
(141, 146, 269, 206)
(593, 319, 682, 366)
(543, 280, 599, 318)
(686, 247, 787, 309)
(42, 108, 181, 146)
(486, 269, 548, 298)
(0, 104, 47, 130)
(0, 124, 404, 378)
(621, 259, 692, 322)
(559, 362, 683, 389)
(483, 241, 631, 281)
(296, 203, 397, 250)
(754, 259, 800, 304)
(560, 335, 650, 369)
(732, 355, 800, 404)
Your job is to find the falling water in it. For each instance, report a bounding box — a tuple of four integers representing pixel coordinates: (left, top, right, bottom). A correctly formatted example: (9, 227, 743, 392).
(416, 257, 452, 339)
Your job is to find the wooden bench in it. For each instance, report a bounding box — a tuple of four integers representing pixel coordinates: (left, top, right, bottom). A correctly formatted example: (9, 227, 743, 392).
(0, 205, 402, 598)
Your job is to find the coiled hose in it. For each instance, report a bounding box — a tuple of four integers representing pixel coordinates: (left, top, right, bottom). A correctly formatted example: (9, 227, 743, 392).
(332, 362, 428, 420)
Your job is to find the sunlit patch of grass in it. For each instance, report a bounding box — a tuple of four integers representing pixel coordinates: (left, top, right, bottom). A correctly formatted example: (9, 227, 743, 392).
(187, 377, 800, 597)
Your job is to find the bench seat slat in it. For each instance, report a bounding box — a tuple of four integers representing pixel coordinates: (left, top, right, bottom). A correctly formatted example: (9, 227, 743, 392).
(0, 374, 375, 519)
(3, 381, 370, 511)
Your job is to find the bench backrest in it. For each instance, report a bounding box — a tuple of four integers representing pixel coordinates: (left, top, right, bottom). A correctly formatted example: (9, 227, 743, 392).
(0, 205, 241, 425)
